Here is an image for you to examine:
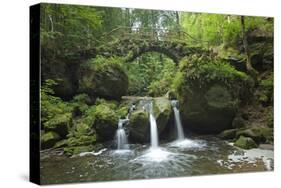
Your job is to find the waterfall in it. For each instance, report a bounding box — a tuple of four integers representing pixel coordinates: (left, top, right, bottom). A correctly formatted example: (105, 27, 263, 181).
(171, 100, 185, 141)
(147, 102, 159, 149)
(116, 119, 129, 150)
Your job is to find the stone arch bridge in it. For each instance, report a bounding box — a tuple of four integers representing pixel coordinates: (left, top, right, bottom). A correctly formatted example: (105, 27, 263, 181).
(66, 27, 209, 64)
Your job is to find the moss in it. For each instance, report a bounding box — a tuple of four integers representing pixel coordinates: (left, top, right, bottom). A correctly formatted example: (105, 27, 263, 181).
(172, 55, 253, 133)
(66, 135, 96, 147)
(234, 136, 258, 149)
(129, 109, 150, 143)
(53, 139, 68, 148)
(44, 113, 72, 137)
(41, 131, 61, 149)
(117, 106, 129, 119)
(236, 128, 264, 143)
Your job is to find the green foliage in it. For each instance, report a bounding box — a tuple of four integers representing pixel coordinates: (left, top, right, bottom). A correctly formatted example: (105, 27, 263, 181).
(85, 56, 125, 70)
(148, 60, 177, 96)
(173, 55, 252, 91)
(181, 13, 273, 47)
(40, 4, 103, 54)
(41, 79, 73, 124)
(126, 52, 177, 96)
(256, 73, 273, 105)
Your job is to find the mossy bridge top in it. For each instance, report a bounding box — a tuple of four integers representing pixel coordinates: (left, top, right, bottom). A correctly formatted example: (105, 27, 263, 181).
(66, 27, 209, 63)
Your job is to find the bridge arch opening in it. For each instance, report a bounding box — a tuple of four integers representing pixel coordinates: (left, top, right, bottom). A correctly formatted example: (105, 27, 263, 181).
(125, 51, 177, 96)
(126, 45, 180, 64)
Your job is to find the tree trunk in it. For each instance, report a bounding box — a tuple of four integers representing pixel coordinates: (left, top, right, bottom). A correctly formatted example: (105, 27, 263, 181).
(241, 16, 258, 80)
(175, 11, 181, 38)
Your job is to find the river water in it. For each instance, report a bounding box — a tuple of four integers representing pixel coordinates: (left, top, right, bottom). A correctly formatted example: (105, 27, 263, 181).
(40, 136, 273, 184)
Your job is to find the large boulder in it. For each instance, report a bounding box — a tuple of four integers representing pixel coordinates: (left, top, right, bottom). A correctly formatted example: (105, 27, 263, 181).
(79, 57, 128, 100)
(174, 55, 253, 134)
(93, 103, 119, 142)
(153, 97, 172, 134)
(236, 127, 273, 144)
(128, 109, 150, 143)
(41, 131, 61, 149)
(179, 83, 238, 133)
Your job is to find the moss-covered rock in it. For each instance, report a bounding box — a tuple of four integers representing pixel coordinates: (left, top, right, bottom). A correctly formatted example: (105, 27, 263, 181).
(93, 103, 119, 141)
(41, 131, 61, 149)
(218, 129, 237, 140)
(44, 113, 72, 138)
(234, 136, 258, 149)
(153, 97, 172, 134)
(79, 56, 128, 100)
(173, 55, 253, 133)
(128, 109, 150, 143)
(62, 132, 96, 156)
(236, 127, 265, 143)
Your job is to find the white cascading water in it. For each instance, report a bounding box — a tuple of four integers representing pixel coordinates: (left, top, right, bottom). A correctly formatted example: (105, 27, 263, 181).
(171, 100, 185, 141)
(148, 102, 159, 149)
(116, 119, 129, 150)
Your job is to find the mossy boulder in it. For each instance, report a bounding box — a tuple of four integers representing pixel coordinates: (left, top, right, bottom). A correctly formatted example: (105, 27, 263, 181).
(173, 55, 253, 133)
(234, 136, 258, 149)
(63, 133, 96, 156)
(218, 129, 237, 140)
(41, 131, 61, 149)
(178, 83, 238, 133)
(236, 127, 264, 143)
(153, 97, 172, 134)
(44, 113, 72, 138)
(128, 109, 150, 143)
(79, 57, 128, 100)
(93, 103, 119, 141)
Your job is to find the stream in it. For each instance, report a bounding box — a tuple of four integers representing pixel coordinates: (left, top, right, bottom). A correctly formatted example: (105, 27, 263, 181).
(40, 136, 273, 184)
